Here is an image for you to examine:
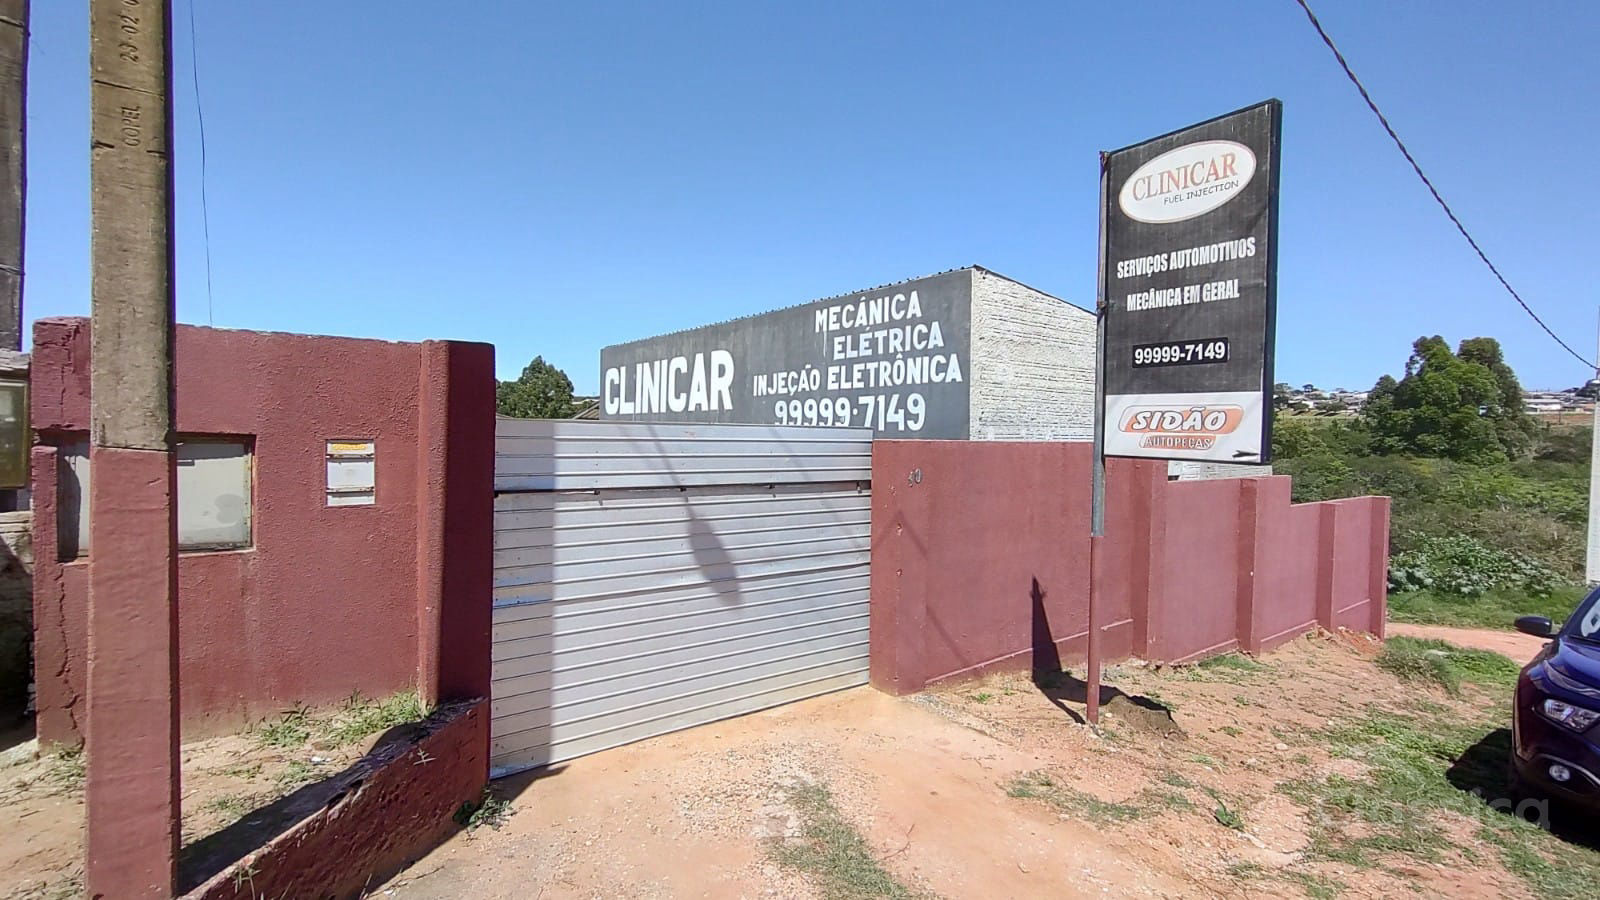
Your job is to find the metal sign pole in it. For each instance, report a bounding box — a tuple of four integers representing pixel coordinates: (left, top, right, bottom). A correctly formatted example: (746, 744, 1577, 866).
(1086, 151, 1110, 726)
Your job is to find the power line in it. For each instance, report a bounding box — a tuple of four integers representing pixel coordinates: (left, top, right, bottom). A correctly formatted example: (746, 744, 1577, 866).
(186, 0, 214, 325)
(1291, 0, 1595, 372)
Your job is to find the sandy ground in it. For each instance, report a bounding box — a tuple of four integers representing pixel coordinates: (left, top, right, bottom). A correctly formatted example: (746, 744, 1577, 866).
(0, 624, 1555, 899)
(0, 717, 387, 898)
(378, 627, 1537, 900)
(1386, 621, 1547, 661)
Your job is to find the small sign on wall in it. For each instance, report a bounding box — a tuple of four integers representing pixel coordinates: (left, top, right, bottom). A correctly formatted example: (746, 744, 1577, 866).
(326, 440, 375, 506)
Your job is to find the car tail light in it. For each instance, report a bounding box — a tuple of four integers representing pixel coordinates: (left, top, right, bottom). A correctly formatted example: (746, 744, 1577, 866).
(1541, 698, 1600, 732)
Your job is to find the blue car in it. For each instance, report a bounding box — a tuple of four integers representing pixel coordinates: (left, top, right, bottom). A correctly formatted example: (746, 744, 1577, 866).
(1512, 589, 1600, 812)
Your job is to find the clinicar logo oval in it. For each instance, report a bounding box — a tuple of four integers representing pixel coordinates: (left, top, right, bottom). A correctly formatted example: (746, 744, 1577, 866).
(1119, 404, 1245, 452)
(1118, 140, 1256, 224)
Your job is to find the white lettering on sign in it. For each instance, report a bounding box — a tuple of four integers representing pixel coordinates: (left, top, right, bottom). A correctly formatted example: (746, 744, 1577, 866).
(1118, 140, 1256, 224)
(604, 350, 735, 416)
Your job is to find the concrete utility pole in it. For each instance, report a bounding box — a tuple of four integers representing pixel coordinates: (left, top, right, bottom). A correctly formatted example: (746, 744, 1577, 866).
(1587, 312, 1600, 585)
(86, 0, 179, 896)
(0, 0, 24, 351)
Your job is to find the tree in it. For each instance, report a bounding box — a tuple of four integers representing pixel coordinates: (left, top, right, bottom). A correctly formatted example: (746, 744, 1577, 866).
(1361, 336, 1520, 462)
(497, 356, 576, 419)
(1456, 337, 1537, 457)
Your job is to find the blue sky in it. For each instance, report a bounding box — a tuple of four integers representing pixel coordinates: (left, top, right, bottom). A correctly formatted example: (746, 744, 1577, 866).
(22, 1, 1600, 393)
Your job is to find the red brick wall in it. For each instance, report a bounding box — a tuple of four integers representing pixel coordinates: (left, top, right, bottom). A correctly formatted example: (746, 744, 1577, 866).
(869, 440, 1389, 693)
(30, 318, 495, 742)
(182, 699, 489, 900)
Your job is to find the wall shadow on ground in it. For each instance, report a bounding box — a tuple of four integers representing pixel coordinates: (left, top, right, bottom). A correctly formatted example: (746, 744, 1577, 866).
(1028, 574, 1181, 737)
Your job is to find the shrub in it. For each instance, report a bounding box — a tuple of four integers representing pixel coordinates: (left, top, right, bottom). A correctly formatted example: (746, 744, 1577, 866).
(1387, 533, 1562, 597)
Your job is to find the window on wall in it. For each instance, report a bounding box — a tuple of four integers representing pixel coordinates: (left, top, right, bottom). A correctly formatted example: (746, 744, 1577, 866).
(56, 436, 254, 558)
(176, 438, 253, 550)
(56, 440, 90, 560)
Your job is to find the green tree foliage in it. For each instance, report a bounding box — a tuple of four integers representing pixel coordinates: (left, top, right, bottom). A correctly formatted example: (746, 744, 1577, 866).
(1360, 336, 1522, 462)
(496, 356, 576, 419)
(1456, 336, 1538, 457)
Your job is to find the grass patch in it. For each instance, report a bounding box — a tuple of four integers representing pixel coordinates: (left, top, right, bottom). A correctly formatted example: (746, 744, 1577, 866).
(770, 781, 921, 900)
(42, 747, 85, 794)
(253, 691, 428, 750)
(1376, 637, 1521, 696)
(455, 785, 515, 831)
(1219, 725, 1243, 737)
(210, 760, 264, 780)
(1279, 701, 1600, 898)
(1197, 652, 1267, 673)
(1203, 787, 1243, 830)
(1175, 652, 1271, 684)
(968, 692, 993, 704)
(325, 690, 428, 747)
(255, 705, 313, 748)
(1160, 771, 1196, 790)
(202, 792, 253, 818)
(1007, 771, 1216, 824)
(1389, 585, 1585, 632)
(274, 759, 318, 791)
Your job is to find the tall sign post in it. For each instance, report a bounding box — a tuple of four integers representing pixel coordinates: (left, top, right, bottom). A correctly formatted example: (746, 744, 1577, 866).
(1586, 311, 1599, 585)
(1088, 100, 1283, 723)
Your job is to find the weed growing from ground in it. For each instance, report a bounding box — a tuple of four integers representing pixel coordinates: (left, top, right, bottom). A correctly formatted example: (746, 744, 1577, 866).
(202, 793, 253, 818)
(770, 781, 922, 900)
(325, 690, 428, 747)
(1278, 688, 1600, 899)
(453, 785, 514, 832)
(42, 747, 85, 794)
(274, 760, 317, 791)
(1375, 637, 1521, 696)
(254, 705, 312, 748)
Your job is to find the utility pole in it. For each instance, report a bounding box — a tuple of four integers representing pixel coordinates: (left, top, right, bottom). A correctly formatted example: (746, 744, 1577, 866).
(1587, 310, 1600, 585)
(0, 0, 24, 351)
(85, 0, 179, 896)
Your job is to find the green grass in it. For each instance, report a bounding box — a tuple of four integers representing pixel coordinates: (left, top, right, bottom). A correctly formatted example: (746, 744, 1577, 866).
(210, 760, 264, 780)
(1389, 584, 1586, 631)
(255, 704, 313, 748)
(42, 747, 85, 794)
(455, 785, 515, 831)
(1005, 771, 1144, 823)
(1203, 787, 1244, 831)
(968, 692, 993, 704)
(1277, 701, 1600, 899)
(770, 781, 922, 900)
(253, 691, 428, 750)
(274, 759, 318, 790)
(202, 792, 253, 818)
(324, 690, 428, 747)
(1376, 637, 1521, 696)
(1175, 652, 1271, 684)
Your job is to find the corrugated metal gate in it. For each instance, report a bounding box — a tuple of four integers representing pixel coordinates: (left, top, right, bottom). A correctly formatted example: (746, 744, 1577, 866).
(489, 420, 873, 777)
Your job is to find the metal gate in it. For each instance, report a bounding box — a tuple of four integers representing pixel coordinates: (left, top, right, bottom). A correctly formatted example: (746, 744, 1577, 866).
(489, 419, 873, 777)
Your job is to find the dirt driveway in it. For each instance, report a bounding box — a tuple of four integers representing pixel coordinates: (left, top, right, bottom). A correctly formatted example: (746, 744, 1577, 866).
(382, 628, 1594, 899)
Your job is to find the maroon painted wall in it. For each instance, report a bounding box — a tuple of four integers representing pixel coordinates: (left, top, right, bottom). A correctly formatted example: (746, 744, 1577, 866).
(869, 441, 1389, 694)
(183, 699, 488, 900)
(30, 318, 495, 743)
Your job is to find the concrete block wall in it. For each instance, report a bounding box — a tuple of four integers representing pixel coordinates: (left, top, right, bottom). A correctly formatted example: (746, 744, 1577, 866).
(968, 268, 1096, 441)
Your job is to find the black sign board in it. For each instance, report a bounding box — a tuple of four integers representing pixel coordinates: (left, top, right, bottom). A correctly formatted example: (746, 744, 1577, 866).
(600, 269, 972, 438)
(1099, 100, 1281, 463)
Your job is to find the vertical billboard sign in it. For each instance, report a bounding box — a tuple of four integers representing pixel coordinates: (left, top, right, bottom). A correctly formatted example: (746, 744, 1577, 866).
(1101, 100, 1281, 463)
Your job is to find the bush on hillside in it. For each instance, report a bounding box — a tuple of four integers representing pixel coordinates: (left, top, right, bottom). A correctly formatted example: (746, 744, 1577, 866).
(1387, 533, 1562, 598)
